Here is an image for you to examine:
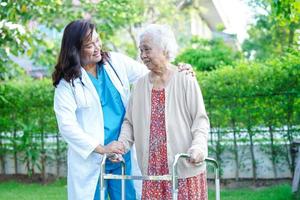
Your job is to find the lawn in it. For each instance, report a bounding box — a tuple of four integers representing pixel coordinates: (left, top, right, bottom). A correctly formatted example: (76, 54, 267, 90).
(0, 179, 296, 200)
(209, 184, 295, 200)
(0, 179, 67, 200)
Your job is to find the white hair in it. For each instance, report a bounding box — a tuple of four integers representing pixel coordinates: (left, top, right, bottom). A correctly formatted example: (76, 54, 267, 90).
(138, 24, 178, 61)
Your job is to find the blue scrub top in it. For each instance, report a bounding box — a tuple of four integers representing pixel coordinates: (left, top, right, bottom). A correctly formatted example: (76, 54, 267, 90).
(88, 63, 130, 168)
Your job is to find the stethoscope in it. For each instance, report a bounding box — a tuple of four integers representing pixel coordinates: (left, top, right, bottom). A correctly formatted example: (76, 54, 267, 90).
(70, 59, 123, 108)
(70, 76, 89, 108)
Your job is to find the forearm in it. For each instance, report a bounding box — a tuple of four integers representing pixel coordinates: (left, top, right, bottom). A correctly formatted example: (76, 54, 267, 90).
(94, 145, 107, 154)
(118, 132, 133, 153)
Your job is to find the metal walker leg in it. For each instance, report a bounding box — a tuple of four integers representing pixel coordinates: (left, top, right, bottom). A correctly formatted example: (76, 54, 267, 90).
(171, 154, 220, 200)
(100, 154, 126, 200)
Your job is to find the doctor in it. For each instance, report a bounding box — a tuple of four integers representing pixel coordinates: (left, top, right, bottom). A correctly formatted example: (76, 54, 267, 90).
(52, 20, 192, 200)
(53, 20, 147, 200)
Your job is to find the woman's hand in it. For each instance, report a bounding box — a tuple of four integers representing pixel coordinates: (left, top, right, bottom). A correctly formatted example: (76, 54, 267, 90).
(108, 153, 124, 163)
(177, 62, 195, 77)
(94, 141, 125, 155)
(187, 148, 205, 164)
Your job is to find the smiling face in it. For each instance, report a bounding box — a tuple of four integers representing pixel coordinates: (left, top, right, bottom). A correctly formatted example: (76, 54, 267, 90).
(139, 34, 169, 72)
(80, 29, 102, 67)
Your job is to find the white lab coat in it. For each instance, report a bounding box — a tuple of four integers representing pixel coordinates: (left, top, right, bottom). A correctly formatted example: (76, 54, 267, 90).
(54, 52, 148, 200)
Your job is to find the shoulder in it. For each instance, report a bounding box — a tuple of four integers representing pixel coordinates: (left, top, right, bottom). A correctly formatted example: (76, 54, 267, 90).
(55, 78, 69, 90)
(108, 51, 133, 71)
(173, 69, 195, 83)
(109, 51, 131, 62)
(172, 69, 200, 92)
(132, 72, 150, 90)
(109, 51, 143, 67)
(54, 78, 79, 94)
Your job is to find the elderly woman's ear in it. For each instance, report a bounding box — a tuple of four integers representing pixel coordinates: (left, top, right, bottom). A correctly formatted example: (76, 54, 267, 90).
(163, 49, 169, 59)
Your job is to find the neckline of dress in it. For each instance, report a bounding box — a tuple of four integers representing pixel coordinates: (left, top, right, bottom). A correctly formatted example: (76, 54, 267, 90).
(148, 70, 176, 91)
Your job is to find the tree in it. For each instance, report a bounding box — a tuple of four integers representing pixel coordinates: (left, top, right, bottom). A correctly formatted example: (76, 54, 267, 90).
(110, 0, 192, 58)
(0, 0, 143, 79)
(242, 0, 300, 60)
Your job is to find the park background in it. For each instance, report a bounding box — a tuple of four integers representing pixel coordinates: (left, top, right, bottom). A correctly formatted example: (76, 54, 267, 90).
(0, 0, 300, 199)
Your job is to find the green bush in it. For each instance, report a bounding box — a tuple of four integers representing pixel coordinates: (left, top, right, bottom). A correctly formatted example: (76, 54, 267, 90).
(197, 50, 300, 180)
(175, 37, 242, 71)
(198, 50, 300, 128)
(0, 78, 59, 177)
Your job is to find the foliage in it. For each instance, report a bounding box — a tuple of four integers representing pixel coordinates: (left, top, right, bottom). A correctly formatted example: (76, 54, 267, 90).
(175, 37, 242, 71)
(0, 0, 143, 79)
(242, 0, 300, 60)
(110, 0, 192, 58)
(0, 78, 59, 176)
(0, 50, 299, 180)
(0, 0, 67, 79)
(198, 50, 300, 179)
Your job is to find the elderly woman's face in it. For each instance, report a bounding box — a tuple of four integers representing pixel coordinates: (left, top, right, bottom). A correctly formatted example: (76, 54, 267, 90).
(139, 35, 168, 71)
(80, 29, 102, 66)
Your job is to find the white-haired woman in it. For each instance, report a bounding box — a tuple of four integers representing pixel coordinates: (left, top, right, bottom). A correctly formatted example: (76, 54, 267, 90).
(113, 24, 209, 199)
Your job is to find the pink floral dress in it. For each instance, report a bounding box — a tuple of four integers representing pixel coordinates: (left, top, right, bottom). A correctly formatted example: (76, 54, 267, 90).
(141, 89, 207, 200)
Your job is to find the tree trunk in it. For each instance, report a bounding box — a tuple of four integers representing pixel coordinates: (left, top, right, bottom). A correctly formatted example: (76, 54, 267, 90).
(56, 132, 60, 177)
(13, 131, 18, 174)
(13, 113, 18, 174)
(0, 132, 5, 174)
(287, 94, 294, 173)
(216, 128, 222, 177)
(41, 129, 46, 183)
(284, 140, 292, 175)
(208, 99, 214, 146)
(127, 26, 137, 51)
(269, 125, 277, 178)
(31, 161, 35, 176)
(248, 126, 257, 183)
(29, 133, 34, 177)
(232, 119, 239, 181)
(288, 23, 295, 48)
(26, 158, 30, 177)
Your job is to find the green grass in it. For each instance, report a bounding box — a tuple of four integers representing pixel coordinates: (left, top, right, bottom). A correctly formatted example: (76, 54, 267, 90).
(209, 184, 295, 200)
(0, 180, 296, 200)
(0, 179, 67, 200)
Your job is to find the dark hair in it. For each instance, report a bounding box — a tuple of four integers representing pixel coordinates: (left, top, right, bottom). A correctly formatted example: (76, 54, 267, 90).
(52, 20, 109, 87)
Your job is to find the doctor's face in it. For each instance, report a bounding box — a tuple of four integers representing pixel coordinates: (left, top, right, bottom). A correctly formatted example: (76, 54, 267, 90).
(80, 29, 102, 66)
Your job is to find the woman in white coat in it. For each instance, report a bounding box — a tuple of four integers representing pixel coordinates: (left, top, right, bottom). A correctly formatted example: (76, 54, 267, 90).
(52, 20, 147, 200)
(53, 20, 192, 200)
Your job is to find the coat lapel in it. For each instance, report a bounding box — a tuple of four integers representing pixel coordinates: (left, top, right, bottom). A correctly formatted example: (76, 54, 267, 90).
(103, 62, 126, 105)
(80, 68, 101, 105)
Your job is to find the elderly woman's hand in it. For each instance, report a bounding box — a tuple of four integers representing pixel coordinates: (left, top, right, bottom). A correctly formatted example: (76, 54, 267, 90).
(177, 62, 195, 77)
(108, 153, 124, 163)
(94, 141, 125, 155)
(106, 141, 125, 154)
(187, 148, 205, 164)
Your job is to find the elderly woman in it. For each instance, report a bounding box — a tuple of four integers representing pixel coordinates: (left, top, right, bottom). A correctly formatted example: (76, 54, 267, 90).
(53, 20, 194, 200)
(115, 24, 210, 199)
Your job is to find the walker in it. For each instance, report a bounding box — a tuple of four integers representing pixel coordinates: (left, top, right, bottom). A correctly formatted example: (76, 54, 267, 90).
(99, 153, 220, 200)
